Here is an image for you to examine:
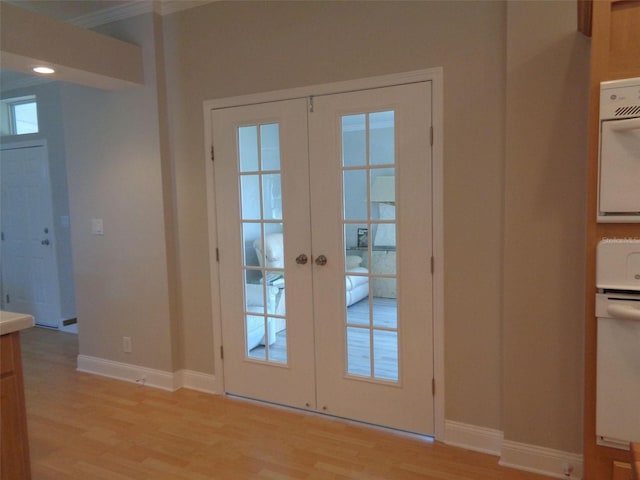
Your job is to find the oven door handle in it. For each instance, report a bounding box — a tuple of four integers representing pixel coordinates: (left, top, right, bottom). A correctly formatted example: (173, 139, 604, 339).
(607, 304, 640, 321)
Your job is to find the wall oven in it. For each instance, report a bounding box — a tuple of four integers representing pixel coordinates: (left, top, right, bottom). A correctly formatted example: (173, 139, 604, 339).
(596, 240, 640, 449)
(598, 77, 640, 223)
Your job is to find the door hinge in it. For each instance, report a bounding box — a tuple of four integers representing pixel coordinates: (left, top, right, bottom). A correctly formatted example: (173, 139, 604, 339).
(430, 126, 434, 147)
(5, 294, 9, 304)
(220, 345, 224, 359)
(1, 231, 4, 241)
(432, 377, 436, 396)
(211, 144, 215, 161)
(430, 256, 434, 274)
(309, 96, 314, 113)
(216, 248, 220, 262)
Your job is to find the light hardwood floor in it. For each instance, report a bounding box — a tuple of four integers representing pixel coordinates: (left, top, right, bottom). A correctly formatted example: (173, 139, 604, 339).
(21, 327, 552, 480)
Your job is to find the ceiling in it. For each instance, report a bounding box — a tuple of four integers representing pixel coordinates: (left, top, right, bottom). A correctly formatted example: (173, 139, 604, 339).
(3, 0, 132, 22)
(0, 0, 214, 91)
(1, 1, 136, 90)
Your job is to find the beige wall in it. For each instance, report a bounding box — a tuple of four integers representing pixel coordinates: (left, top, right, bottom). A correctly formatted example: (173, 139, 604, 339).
(162, 0, 588, 452)
(162, 0, 506, 428)
(60, 13, 177, 372)
(503, 2, 589, 452)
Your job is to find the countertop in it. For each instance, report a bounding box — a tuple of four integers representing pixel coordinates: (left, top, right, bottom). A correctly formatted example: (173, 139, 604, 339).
(0, 311, 35, 335)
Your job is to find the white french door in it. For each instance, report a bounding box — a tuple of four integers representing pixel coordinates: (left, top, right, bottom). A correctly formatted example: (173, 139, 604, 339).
(212, 81, 434, 434)
(213, 99, 316, 408)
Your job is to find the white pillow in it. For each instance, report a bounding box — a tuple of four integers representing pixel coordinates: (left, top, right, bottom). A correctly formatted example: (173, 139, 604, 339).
(345, 255, 363, 269)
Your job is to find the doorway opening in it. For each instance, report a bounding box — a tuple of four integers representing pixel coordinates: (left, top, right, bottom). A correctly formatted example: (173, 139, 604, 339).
(205, 69, 444, 438)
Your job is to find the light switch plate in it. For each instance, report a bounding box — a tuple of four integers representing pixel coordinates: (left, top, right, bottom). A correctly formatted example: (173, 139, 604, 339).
(91, 218, 104, 235)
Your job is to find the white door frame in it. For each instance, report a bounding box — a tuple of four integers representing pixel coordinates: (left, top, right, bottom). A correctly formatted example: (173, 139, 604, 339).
(203, 68, 445, 439)
(0, 138, 62, 327)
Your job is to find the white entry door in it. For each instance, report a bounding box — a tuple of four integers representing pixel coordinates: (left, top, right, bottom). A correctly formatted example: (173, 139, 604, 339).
(212, 81, 434, 434)
(1, 143, 61, 327)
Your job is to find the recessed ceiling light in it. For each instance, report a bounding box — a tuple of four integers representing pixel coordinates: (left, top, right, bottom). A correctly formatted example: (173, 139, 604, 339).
(33, 66, 55, 74)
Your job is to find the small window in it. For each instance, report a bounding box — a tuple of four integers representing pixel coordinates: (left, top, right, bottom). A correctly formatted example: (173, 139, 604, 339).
(1, 95, 39, 135)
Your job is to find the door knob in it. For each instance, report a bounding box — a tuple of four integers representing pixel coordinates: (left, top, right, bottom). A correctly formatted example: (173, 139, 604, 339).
(295, 254, 308, 265)
(315, 255, 327, 266)
(41, 239, 50, 246)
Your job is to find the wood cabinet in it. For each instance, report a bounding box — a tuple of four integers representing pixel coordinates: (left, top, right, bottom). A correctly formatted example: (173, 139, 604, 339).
(612, 461, 632, 480)
(632, 443, 640, 480)
(1, 331, 32, 480)
(583, 1, 640, 479)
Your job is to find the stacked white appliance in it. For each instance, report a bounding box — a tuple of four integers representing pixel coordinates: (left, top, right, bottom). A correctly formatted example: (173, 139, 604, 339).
(596, 240, 640, 448)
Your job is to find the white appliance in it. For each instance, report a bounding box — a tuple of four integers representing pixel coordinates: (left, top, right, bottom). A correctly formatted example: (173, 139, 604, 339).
(595, 239, 640, 449)
(598, 77, 640, 223)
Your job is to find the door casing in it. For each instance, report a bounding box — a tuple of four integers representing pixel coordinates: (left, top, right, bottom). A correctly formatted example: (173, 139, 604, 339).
(203, 68, 445, 439)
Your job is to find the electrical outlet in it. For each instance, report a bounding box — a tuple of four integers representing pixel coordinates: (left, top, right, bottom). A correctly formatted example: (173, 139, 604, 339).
(123, 336, 132, 353)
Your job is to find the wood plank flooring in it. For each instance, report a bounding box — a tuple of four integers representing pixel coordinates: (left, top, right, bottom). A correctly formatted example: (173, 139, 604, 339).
(20, 327, 552, 480)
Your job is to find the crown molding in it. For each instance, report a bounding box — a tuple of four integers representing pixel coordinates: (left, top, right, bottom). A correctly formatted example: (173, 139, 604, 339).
(159, 1, 217, 16)
(68, 0, 217, 29)
(69, 1, 154, 29)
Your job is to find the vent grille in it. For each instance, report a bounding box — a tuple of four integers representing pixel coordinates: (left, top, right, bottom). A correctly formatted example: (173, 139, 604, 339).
(615, 105, 640, 116)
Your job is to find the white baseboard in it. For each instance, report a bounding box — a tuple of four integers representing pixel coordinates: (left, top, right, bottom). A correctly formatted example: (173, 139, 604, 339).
(77, 354, 177, 391)
(77, 356, 218, 394)
(444, 421, 583, 479)
(500, 440, 583, 480)
(174, 369, 218, 394)
(444, 420, 504, 455)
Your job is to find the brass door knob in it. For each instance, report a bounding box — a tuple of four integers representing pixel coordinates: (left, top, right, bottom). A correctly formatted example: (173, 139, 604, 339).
(295, 254, 308, 265)
(315, 255, 327, 266)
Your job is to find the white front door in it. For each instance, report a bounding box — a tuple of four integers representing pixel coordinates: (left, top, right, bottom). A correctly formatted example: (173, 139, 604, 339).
(213, 81, 434, 434)
(1, 142, 61, 327)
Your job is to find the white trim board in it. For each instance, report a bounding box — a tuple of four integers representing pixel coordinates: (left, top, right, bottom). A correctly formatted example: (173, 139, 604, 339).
(175, 369, 218, 394)
(69, 0, 219, 28)
(203, 67, 445, 439)
(444, 420, 584, 480)
(76, 355, 218, 394)
(444, 420, 503, 456)
(500, 440, 583, 480)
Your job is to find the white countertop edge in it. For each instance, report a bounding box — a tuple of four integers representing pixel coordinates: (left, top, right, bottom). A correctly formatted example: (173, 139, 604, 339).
(0, 311, 35, 335)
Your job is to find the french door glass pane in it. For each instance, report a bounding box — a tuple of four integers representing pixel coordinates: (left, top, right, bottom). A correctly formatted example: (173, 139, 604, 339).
(370, 111, 395, 165)
(262, 174, 282, 220)
(242, 223, 261, 274)
(347, 327, 371, 376)
(260, 124, 280, 170)
(372, 294, 397, 328)
(238, 126, 259, 172)
(238, 122, 287, 365)
(342, 110, 398, 383)
(373, 330, 398, 380)
(342, 114, 366, 167)
(343, 170, 367, 221)
(240, 175, 261, 220)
